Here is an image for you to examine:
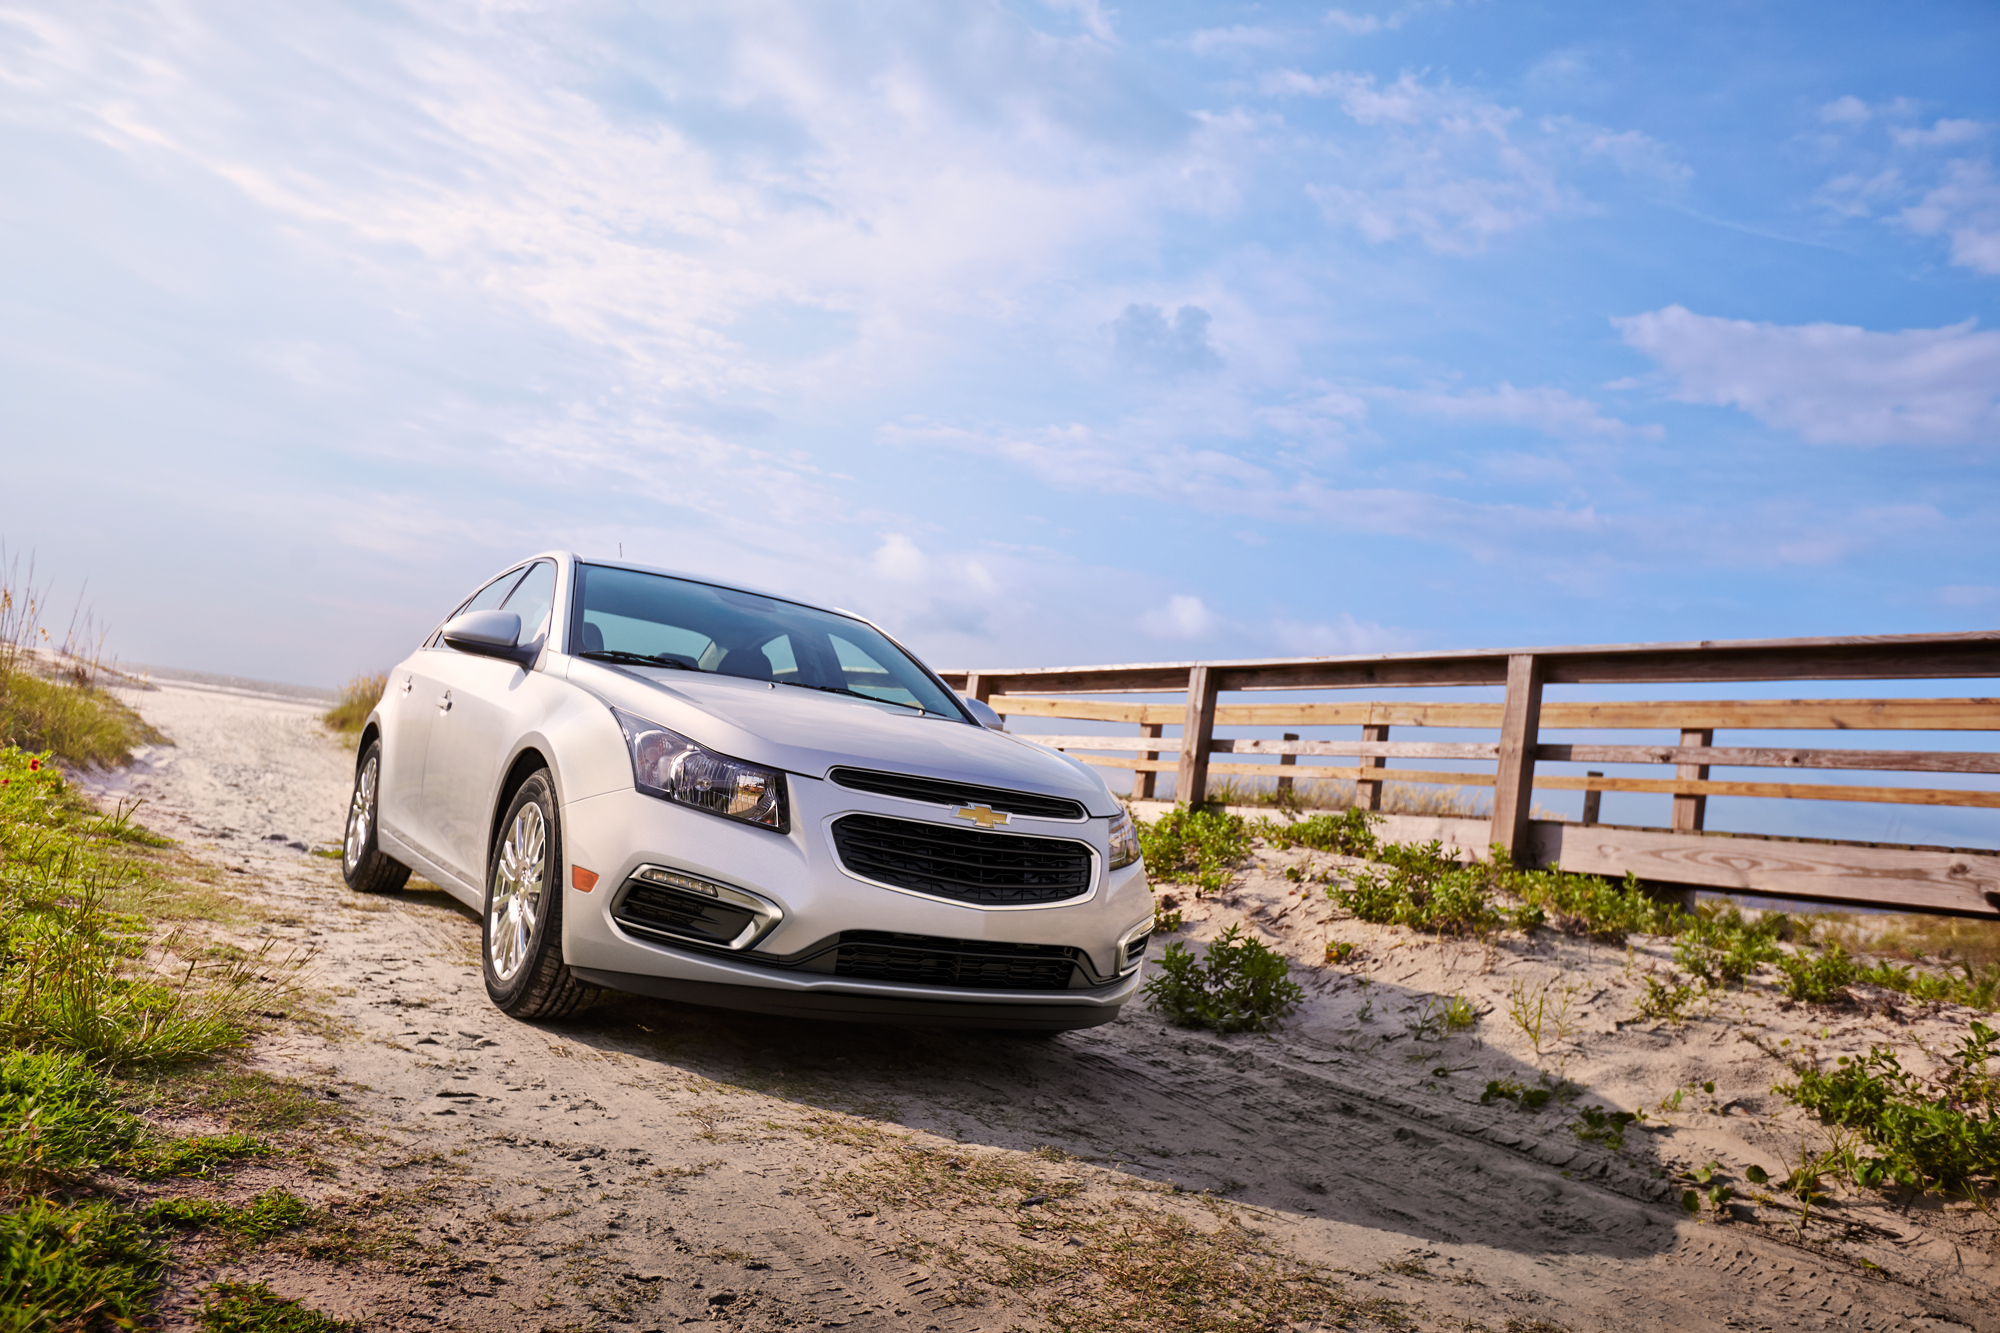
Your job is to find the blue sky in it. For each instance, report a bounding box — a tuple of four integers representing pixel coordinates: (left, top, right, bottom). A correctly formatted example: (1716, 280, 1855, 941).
(3, 0, 1997, 687)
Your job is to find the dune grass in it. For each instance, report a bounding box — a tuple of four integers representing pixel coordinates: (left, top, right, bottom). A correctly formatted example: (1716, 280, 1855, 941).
(322, 673, 386, 737)
(0, 555, 162, 768)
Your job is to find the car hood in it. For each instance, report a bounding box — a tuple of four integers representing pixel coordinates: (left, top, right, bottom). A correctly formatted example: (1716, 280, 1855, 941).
(564, 658, 1121, 817)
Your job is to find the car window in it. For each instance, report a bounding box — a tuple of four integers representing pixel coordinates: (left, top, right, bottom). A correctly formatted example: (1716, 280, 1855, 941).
(428, 567, 527, 647)
(572, 564, 962, 716)
(502, 561, 557, 643)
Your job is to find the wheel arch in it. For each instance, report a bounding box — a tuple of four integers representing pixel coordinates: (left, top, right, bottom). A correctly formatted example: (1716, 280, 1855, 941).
(487, 742, 559, 870)
(357, 715, 383, 765)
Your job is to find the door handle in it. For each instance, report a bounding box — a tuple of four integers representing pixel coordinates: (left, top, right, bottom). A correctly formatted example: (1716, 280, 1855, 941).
(399, 676, 413, 695)
(436, 692, 453, 714)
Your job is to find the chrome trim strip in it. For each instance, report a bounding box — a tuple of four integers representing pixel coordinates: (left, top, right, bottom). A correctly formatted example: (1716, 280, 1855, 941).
(610, 863, 785, 951)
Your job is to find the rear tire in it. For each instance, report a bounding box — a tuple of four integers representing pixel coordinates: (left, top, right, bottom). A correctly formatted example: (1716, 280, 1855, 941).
(482, 770, 594, 1020)
(343, 740, 410, 894)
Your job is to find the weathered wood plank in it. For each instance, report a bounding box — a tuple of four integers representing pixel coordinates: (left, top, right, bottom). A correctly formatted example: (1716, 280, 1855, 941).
(1199, 762, 1497, 786)
(1018, 735, 1186, 753)
(1491, 655, 1543, 857)
(992, 695, 2000, 731)
(1535, 743, 2000, 773)
(1673, 727, 1712, 833)
(1178, 665, 1219, 806)
(1356, 722, 1388, 812)
(1135, 722, 1162, 800)
(1522, 823, 2000, 917)
(1216, 738, 1501, 760)
(1534, 774, 2000, 808)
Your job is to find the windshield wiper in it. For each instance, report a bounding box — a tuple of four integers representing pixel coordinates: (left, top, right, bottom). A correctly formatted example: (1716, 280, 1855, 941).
(579, 649, 694, 671)
(780, 681, 931, 714)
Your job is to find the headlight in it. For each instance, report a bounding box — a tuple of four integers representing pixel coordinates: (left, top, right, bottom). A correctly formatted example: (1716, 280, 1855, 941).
(612, 708, 789, 832)
(1108, 806, 1141, 869)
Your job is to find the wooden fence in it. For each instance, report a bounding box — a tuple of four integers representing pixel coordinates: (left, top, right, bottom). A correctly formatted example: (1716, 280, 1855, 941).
(939, 632, 2000, 918)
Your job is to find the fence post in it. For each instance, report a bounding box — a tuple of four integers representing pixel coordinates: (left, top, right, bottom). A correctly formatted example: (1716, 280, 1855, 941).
(1176, 664, 1218, 806)
(1355, 724, 1388, 811)
(1277, 733, 1298, 794)
(1491, 654, 1544, 860)
(1134, 722, 1162, 800)
(1672, 728, 1712, 832)
(1582, 773, 1603, 827)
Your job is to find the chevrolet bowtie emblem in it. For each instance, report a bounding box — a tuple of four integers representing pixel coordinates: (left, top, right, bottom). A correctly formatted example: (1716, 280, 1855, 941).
(953, 804, 1010, 829)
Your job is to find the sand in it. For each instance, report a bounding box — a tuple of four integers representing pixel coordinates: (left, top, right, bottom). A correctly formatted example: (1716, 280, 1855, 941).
(69, 677, 1998, 1332)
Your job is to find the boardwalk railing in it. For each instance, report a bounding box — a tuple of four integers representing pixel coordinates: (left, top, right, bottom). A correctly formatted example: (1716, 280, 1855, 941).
(939, 632, 2000, 918)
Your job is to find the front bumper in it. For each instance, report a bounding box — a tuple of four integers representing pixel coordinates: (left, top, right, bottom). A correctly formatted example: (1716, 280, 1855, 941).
(559, 773, 1152, 1028)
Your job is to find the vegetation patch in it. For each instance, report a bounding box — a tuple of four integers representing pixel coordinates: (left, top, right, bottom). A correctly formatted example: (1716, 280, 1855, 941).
(1136, 805, 1254, 896)
(1333, 840, 1509, 937)
(1255, 808, 1379, 856)
(0, 1195, 162, 1333)
(198, 1281, 352, 1333)
(321, 674, 385, 738)
(147, 1188, 314, 1240)
(1775, 1020, 1998, 1197)
(1142, 926, 1303, 1034)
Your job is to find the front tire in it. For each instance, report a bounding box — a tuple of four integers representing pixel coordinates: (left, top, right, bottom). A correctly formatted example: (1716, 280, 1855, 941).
(343, 740, 411, 894)
(482, 770, 593, 1020)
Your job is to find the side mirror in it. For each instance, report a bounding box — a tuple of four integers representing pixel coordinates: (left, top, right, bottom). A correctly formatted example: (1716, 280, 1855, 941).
(960, 695, 1004, 730)
(442, 610, 533, 666)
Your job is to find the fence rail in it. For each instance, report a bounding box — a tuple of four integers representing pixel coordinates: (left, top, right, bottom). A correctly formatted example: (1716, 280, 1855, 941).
(939, 631, 2000, 918)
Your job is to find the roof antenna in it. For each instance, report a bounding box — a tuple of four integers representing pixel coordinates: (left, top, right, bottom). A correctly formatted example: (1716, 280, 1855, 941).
(618, 542, 623, 558)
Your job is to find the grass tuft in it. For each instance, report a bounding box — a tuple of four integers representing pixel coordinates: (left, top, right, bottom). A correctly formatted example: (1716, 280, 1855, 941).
(321, 674, 385, 737)
(0, 1196, 162, 1332)
(197, 1281, 352, 1333)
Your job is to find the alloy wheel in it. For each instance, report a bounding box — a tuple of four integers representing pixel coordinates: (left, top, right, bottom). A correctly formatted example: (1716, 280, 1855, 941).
(343, 754, 378, 876)
(490, 802, 548, 982)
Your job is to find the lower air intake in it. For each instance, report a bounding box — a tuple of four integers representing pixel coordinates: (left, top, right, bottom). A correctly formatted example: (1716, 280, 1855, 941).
(832, 932, 1080, 990)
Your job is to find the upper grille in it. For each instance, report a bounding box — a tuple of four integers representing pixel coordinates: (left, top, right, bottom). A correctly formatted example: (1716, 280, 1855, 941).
(833, 931, 1079, 990)
(830, 813, 1094, 906)
(827, 767, 1087, 821)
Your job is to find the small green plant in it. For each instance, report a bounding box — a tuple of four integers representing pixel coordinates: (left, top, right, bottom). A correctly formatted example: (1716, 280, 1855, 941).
(1571, 1105, 1638, 1150)
(1673, 908, 1784, 987)
(0, 1196, 163, 1331)
(1775, 1021, 2000, 1197)
(1334, 841, 1505, 936)
(321, 673, 386, 737)
(1776, 943, 1858, 1005)
(1136, 805, 1254, 896)
(1153, 908, 1183, 933)
(197, 1282, 352, 1333)
(1656, 1088, 1685, 1114)
(1324, 940, 1357, 965)
(146, 1189, 314, 1241)
(1636, 974, 1700, 1023)
(1507, 975, 1581, 1057)
(1258, 808, 1380, 857)
(1141, 926, 1304, 1033)
(1496, 849, 1684, 943)
(1480, 1079, 1553, 1112)
(1406, 993, 1478, 1042)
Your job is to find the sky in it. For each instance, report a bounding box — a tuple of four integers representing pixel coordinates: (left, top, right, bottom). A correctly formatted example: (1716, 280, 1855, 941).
(2, 0, 1998, 689)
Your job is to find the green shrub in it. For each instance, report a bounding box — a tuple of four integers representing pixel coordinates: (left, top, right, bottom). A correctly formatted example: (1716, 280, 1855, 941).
(1256, 808, 1379, 857)
(1142, 926, 1304, 1033)
(1571, 1105, 1639, 1150)
(0, 671, 162, 770)
(1853, 957, 2000, 1012)
(1499, 853, 1683, 942)
(0, 1196, 162, 1333)
(1673, 908, 1783, 987)
(1136, 805, 1254, 896)
(1776, 1020, 2000, 1196)
(1635, 975, 1699, 1023)
(0, 1048, 144, 1190)
(1480, 1078, 1552, 1111)
(1333, 841, 1505, 936)
(1777, 943, 1858, 1005)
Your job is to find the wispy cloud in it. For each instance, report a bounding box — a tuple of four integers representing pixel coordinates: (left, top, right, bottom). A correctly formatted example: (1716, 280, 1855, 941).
(1616, 305, 2000, 445)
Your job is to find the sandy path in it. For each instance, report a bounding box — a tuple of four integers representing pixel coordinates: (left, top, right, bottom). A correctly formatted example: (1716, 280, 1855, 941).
(76, 680, 1995, 1333)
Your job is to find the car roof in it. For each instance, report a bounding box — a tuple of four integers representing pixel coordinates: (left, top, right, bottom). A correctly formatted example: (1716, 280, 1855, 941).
(549, 553, 862, 622)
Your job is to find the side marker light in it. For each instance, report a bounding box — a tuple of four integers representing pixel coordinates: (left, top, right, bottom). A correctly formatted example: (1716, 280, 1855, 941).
(571, 866, 599, 892)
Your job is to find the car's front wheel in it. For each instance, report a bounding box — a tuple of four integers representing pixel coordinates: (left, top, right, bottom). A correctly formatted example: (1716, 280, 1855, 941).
(483, 770, 594, 1020)
(343, 740, 411, 895)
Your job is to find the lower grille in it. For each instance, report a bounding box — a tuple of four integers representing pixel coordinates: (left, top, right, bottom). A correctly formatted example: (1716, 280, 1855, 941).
(832, 931, 1080, 990)
(615, 881, 758, 947)
(830, 813, 1093, 905)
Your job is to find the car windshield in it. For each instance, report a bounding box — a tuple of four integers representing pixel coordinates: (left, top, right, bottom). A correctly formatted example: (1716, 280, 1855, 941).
(572, 564, 964, 718)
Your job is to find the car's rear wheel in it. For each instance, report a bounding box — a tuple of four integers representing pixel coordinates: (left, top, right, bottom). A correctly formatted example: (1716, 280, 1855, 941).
(483, 770, 594, 1020)
(343, 740, 411, 894)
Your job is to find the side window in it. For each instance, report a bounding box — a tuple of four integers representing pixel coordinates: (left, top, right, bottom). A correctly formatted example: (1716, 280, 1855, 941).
(427, 568, 526, 647)
(502, 561, 557, 644)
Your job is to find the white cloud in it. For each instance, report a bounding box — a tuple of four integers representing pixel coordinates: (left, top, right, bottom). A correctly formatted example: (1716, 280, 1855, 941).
(1140, 594, 1218, 638)
(1266, 71, 1681, 254)
(1270, 614, 1411, 654)
(871, 534, 928, 581)
(1371, 382, 1662, 440)
(1109, 302, 1224, 377)
(1902, 159, 2000, 276)
(1185, 25, 1289, 55)
(1615, 305, 2000, 446)
(1819, 95, 1873, 125)
(1892, 118, 1988, 149)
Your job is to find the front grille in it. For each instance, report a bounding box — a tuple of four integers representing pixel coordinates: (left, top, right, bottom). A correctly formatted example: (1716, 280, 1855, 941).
(828, 767, 1087, 821)
(833, 931, 1080, 990)
(614, 881, 758, 947)
(831, 814, 1094, 906)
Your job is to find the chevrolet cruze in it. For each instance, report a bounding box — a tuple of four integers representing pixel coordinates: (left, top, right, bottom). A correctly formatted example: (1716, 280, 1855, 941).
(342, 553, 1152, 1030)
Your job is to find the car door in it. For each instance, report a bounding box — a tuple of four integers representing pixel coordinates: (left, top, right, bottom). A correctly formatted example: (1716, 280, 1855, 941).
(386, 566, 529, 871)
(421, 559, 558, 888)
